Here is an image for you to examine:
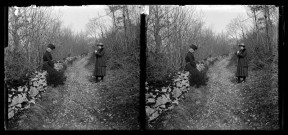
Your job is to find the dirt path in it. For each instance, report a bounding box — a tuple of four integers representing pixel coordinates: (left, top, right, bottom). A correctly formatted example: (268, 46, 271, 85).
(188, 54, 248, 130)
(41, 56, 109, 129)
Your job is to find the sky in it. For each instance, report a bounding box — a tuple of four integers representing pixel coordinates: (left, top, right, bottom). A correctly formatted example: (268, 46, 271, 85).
(195, 5, 251, 34)
(52, 5, 110, 34)
(52, 5, 252, 35)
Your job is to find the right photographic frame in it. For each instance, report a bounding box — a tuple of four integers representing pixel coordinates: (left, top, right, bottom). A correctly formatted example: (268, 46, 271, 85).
(145, 5, 280, 130)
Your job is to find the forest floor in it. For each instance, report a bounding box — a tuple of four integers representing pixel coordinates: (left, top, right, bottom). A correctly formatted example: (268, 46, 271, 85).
(154, 54, 254, 130)
(40, 56, 110, 129)
(9, 55, 126, 130)
(187, 54, 248, 129)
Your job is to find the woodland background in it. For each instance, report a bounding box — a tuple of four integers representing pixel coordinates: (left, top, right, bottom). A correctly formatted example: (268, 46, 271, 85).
(5, 5, 279, 129)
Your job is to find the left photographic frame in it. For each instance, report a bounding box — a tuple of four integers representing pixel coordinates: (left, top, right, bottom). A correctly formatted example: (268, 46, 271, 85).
(5, 5, 141, 130)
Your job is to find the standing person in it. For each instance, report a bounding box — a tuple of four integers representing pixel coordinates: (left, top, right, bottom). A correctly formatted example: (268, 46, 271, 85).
(184, 44, 198, 72)
(42, 43, 57, 86)
(235, 43, 248, 83)
(93, 43, 106, 83)
(42, 43, 56, 72)
(184, 44, 200, 87)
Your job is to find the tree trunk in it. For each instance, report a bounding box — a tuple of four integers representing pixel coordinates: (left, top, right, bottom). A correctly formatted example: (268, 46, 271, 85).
(154, 5, 162, 54)
(252, 8, 262, 59)
(265, 5, 272, 54)
(122, 6, 129, 50)
(12, 15, 20, 53)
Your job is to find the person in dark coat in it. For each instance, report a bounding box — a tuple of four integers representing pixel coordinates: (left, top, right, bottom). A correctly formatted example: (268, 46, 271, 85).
(235, 43, 248, 83)
(93, 43, 106, 83)
(42, 44, 58, 86)
(184, 44, 202, 87)
(184, 44, 198, 71)
(42, 44, 66, 87)
(42, 44, 55, 71)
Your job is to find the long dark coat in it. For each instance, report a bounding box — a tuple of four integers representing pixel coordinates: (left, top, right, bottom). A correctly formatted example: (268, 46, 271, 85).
(184, 52, 197, 71)
(236, 49, 248, 77)
(94, 48, 106, 76)
(42, 51, 62, 85)
(184, 52, 201, 87)
(42, 51, 54, 71)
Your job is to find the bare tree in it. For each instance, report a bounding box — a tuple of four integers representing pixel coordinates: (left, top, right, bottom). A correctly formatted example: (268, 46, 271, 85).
(85, 16, 108, 40)
(226, 15, 249, 44)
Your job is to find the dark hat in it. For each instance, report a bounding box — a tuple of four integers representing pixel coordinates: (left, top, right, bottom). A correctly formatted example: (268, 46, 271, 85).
(97, 43, 104, 46)
(189, 44, 198, 50)
(48, 43, 55, 50)
(238, 43, 245, 47)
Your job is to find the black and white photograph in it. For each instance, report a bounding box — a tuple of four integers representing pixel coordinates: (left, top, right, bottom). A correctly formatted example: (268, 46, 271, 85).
(145, 5, 279, 130)
(5, 5, 140, 130)
(4, 4, 283, 131)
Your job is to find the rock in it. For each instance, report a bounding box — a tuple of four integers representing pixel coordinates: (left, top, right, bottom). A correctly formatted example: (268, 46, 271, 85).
(18, 86, 24, 92)
(29, 86, 39, 97)
(24, 103, 30, 109)
(146, 106, 155, 115)
(167, 105, 174, 110)
(8, 110, 14, 119)
(172, 88, 182, 99)
(159, 104, 166, 109)
(176, 82, 182, 88)
(10, 96, 19, 106)
(155, 95, 170, 107)
(161, 87, 167, 92)
(29, 99, 36, 104)
(16, 103, 22, 108)
(172, 100, 179, 105)
(149, 110, 159, 121)
(147, 98, 156, 103)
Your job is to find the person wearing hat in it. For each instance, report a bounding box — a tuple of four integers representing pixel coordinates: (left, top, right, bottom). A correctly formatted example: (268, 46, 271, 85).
(184, 44, 198, 71)
(43, 43, 56, 70)
(42, 43, 62, 86)
(235, 43, 248, 83)
(184, 44, 202, 87)
(93, 43, 106, 83)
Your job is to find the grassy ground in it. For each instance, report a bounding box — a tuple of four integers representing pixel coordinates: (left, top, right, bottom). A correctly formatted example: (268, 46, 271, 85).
(7, 54, 139, 130)
(226, 54, 279, 129)
(231, 68, 279, 129)
(8, 56, 109, 130)
(150, 86, 209, 130)
(150, 54, 247, 130)
(151, 53, 279, 130)
(83, 53, 140, 129)
(7, 85, 66, 129)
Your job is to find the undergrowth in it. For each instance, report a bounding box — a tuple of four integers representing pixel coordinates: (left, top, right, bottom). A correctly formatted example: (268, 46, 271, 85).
(4, 51, 34, 84)
(227, 52, 279, 129)
(150, 86, 209, 130)
(146, 52, 212, 129)
(45, 68, 66, 87)
(7, 86, 65, 130)
(147, 51, 209, 92)
(239, 69, 279, 129)
(85, 53, 139, 130)
(97, 70, 139, 129)
(189, 67, 209, 88)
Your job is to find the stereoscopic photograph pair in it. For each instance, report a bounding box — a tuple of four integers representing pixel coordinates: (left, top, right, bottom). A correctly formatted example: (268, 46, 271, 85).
(4, 5, 281, 131)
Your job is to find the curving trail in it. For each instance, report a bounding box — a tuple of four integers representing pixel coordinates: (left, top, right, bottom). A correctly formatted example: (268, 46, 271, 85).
(41, 55, 110, 129)
(188, 54, 248, 130)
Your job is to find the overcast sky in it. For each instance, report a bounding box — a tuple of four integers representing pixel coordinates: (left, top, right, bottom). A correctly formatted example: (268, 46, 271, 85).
(52, 5, 110, 34)
(52, 5, 252, 35)
(196, 5, 252, 34)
